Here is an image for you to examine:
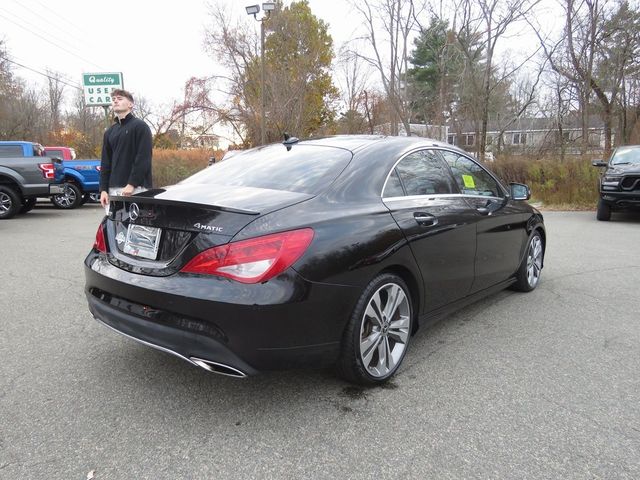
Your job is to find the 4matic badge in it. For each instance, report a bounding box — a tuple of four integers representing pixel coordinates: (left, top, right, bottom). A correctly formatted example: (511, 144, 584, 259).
(193, 223, 224, 233)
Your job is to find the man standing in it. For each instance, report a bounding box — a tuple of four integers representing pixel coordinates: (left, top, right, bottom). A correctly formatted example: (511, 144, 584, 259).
(99, 89, 153, 208)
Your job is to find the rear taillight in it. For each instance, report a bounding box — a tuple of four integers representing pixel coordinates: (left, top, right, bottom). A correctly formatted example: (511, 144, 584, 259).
(94, 224, 107, 253)
(38, 163, 55, 179)
(181, 228, 314, 284)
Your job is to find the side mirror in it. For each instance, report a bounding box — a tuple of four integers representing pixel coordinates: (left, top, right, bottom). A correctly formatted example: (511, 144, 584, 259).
(510, 182, 530, 201)
(592, 160, 607, 167)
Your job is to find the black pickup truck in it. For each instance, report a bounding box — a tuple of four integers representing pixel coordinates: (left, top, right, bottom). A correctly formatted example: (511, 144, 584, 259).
(592, 145, 640, 221)
(0, 141, 65, 219)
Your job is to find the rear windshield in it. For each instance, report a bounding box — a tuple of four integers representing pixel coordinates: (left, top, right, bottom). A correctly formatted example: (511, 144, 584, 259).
(182, 144, 352, 194)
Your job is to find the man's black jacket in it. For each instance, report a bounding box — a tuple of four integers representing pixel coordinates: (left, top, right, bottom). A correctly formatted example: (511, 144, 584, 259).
(100, 113, 153, 191)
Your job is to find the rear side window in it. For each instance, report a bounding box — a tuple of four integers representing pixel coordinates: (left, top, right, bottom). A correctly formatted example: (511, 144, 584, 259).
(0, 145, 23, 157)
(383, 169, 405, 197)
(440, 150, 503, 197)
(182, 144, 352, 194)
(394, 149, 457, 196)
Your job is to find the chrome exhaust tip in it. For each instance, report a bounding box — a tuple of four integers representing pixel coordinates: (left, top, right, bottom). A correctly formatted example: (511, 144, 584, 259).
(189, 357, 248, 378)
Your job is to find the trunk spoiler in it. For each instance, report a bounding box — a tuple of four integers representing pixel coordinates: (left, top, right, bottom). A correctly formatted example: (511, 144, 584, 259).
(109, 194, 260, 216)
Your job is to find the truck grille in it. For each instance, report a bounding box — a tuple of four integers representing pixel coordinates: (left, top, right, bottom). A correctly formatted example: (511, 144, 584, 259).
(621, 176, 640, 191)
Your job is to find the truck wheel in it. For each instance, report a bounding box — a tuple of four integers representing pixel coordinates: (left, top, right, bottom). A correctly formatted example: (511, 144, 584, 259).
(51, 182, 82, 209)
(596, 199, 611, 221)
(19, 197, 37, 214)
(0, 185, 21, 219)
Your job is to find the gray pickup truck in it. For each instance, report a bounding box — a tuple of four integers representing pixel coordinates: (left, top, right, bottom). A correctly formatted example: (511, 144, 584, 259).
(0, 141, 65, 219)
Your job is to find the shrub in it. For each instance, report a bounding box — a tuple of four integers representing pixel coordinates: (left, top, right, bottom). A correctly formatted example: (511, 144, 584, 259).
(151, 149, 601, 208)
(489, 155, 601, 208)
(152, 149, 223, 187)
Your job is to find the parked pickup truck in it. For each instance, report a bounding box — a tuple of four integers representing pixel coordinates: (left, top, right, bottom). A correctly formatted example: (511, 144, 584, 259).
(44, 146, 101, 209)
(0, 141, 64, 219)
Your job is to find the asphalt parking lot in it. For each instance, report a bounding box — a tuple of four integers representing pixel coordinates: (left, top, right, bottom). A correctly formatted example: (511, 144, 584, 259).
(1, 204, 639, 479)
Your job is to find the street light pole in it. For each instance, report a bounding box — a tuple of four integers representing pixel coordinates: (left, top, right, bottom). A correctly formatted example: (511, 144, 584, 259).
(260, 19, 266, 146)
(246, 2, 275, 146)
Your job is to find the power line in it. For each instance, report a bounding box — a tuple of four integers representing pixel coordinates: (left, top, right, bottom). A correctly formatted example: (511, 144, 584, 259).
(31, 0, 95, 40)
(2, 48, 84, 89)
(0, 10, 105, 70)
(0, 53, 82, 90)
(8, 0, 98, 55)
(9, 52, 81, 88)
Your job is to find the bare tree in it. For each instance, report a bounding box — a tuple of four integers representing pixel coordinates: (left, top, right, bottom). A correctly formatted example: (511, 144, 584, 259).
(349, 0, 427, 135)
(532, 0, 640, 157)
(45, 69, 65, 134)
(451, 0, 541, 159)
(335, 48, 376, 133)
(3, 88, 47, 141)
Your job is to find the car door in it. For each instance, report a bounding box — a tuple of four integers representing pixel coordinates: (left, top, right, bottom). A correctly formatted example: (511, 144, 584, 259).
(439, 150, 527, 293)
(382, 149, 478, 312)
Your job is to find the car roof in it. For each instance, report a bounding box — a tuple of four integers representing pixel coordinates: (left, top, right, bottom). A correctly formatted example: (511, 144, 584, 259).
(0, 141, 39, 146)
(294, 135, 474, 202)
(301, 135, 456, 154)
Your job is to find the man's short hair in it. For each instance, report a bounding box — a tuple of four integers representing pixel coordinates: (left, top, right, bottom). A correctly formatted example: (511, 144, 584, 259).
(111, 89, 134, 103)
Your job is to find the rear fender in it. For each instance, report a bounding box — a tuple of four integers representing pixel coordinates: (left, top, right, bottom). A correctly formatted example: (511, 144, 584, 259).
(0, 168, 26, 194)
(62, 168, 86, 189)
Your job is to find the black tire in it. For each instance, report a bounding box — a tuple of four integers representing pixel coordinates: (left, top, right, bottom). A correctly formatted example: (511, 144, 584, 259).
(19, 197, 37, 214)
(512, 231, 544, 292)
(51, 182, 82, 209)
(596, 199, 611, 221)
(81, 194, 89, 205)
(337, 273, 413, 385)
(0, 185, 21, 220)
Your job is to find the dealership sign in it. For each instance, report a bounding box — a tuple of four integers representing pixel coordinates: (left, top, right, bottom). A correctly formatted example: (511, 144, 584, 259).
(82, 72, 123, 106)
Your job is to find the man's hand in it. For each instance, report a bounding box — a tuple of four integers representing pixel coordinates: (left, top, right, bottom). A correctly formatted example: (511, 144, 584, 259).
(122, 184, 135, 196)
(100, 191, 109, 207)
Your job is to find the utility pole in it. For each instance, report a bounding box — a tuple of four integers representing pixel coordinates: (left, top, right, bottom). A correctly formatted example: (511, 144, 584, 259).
(245, 2, 276, 145)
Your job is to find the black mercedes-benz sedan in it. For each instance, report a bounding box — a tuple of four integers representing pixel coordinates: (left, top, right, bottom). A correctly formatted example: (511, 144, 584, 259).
(85, 136, 545, 384)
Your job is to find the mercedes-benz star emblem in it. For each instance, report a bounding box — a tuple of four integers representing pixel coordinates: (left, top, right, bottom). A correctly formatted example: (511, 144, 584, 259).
(129, 203, 140, 221)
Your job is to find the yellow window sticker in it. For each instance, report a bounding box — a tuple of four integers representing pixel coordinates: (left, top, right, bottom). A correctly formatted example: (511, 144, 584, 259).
(462, 174, 476, 189)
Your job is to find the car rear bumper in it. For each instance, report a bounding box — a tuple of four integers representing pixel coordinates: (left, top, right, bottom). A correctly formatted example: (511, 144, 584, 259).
(87, 291, 258, 377)
(84, 253, 360, 375)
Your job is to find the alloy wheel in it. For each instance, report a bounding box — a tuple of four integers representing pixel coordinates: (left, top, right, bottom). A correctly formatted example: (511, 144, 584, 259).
(55, 184, 77, 208)
(359, 282, 411, 378)
(526, 235, 543, 288)
(0, 192, 11, 213)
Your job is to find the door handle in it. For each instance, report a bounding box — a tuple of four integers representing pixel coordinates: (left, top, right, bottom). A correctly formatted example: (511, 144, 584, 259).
(414, 212, 438, 226)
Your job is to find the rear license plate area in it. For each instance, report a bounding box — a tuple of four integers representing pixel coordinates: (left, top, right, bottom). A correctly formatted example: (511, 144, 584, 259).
(123, 224, 162, 260)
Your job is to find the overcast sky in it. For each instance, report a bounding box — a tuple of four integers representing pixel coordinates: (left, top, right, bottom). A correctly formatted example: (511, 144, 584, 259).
(0, 0, 360, 108)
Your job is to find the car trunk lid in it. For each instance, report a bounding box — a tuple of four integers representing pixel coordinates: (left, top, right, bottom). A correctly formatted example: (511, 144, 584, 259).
(104, 184, 313, 274)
